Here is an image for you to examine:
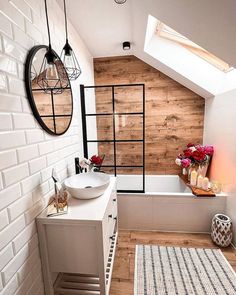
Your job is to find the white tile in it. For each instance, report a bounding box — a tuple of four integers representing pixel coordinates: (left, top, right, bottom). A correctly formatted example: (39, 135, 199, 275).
(24, 199, 44, 224)
(0, 131, 26, 151)
(0, 54, 17, 75)
(0, 1, 24, 30)
(24, 0, 41, 16)
(8, 193, 33, 221)
(0, 113, 13, 130)
(0, 183, 21, 211)
(17, 62, 24, 80)
(0, 150, 17, 170)
(17, 144, 38, 163)
(12, 221, 36, 254)
(10, 0, 32, 21)
(21, 173, 41, 195)
(0, 215, 25, 251)
(0, 209, 9, 231)
(12, 113, 35, 129)
(0, 73, 7, 92)
(14, 270, 32, 295)
(0, 244, 14, 271)
(25, 129, 44, 144)
(2, 36, 26, 63)
(40, 165, 53, 182)
(46, 151, 59, 165)
(1, 275, 18, 295)
(8, 76, 25, 96)
(25, 20, 42, 44)
(29, 156, 46, 174)
(0, 13, 12, 37)
(1, 244, 29, 285)
(0, 174, 3, 190)
(2, 163, 29, 187)
(13, 25, 34, 50)
(32, 181, 49, 203)
(0, 94, 22, 112)
(17, 247, 40, 284)
(28, 233, 38, 254)
(38, 141, 54, 155)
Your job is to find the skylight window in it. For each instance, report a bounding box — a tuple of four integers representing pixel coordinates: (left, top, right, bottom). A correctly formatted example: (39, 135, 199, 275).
(156, 22, 233, 73)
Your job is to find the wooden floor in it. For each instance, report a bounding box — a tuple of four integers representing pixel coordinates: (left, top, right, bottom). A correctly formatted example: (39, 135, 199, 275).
(109, 230, 236, 295)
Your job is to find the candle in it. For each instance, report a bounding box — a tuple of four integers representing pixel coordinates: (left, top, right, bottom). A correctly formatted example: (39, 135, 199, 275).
(190, 170, 198, 186)
(197, 175, 203, 188)
(202, 177, 209, 190)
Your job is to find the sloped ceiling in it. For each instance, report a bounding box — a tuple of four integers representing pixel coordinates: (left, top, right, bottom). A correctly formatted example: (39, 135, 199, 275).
(57, 0, 236, 98)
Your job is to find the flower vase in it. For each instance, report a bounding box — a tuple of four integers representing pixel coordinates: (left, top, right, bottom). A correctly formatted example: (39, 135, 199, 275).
(197, 163, 209, 178)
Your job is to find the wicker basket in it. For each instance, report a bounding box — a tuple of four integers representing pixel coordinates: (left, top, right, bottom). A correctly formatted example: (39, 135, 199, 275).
(211, 214, 233, 247)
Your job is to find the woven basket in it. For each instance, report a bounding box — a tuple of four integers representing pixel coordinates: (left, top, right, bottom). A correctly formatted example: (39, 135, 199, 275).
(211, 214, 233, 247)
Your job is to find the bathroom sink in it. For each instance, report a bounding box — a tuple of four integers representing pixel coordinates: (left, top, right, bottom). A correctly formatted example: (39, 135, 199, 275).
(64, 172, 110, 199)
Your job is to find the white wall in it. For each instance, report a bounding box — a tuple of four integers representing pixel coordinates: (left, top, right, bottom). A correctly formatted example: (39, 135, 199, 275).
(0, 0, 94, 294)
(204, 89, 236, 244)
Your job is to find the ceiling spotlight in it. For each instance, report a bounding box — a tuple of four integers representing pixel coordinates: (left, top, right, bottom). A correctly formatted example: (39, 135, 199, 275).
(123, 41, 131, 50)
(115, 0, 127, 4)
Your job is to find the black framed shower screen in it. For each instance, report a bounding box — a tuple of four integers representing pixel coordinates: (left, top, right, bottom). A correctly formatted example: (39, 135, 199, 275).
(80, 84, 145, 193)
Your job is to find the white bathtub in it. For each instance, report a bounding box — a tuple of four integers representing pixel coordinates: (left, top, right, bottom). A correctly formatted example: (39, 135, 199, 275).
(117, 175, 227, 233)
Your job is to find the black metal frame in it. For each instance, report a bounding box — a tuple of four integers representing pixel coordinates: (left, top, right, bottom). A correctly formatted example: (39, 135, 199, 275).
(80, 83, 145, 193)
(24, 45, 73, 136)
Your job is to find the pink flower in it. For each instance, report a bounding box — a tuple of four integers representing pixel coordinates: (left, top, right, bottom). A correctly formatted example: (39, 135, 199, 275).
(181, 158, 191, 168)
(192, 146, 206, 162)
(204, 145, 214, 156)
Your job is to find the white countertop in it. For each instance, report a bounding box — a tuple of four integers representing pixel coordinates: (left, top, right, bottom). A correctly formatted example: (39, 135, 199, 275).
(37, 177, 116, 223)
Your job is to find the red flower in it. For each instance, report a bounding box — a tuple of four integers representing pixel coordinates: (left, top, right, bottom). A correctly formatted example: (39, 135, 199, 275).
(183, 148, 193, 158)
(90, 155, 103, 166)
(204, 145, 214, 156)
(187, 143, 195, 148)
(192, 146, 206, 162)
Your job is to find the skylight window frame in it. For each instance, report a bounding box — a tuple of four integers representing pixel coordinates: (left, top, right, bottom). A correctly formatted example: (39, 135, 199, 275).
(156, 22, 233, 73)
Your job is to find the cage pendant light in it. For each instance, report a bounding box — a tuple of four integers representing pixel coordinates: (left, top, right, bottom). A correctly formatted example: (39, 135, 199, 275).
(60, 0, 82, 80)
(37, 0, 68, 94)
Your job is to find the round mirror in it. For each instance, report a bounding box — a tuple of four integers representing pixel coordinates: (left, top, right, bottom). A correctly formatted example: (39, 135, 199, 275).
(25, 45, 73, 135)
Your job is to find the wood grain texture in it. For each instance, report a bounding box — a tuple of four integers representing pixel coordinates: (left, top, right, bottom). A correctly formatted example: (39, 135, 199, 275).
(93, 56, 205, 175)
(110, 230, 236, 295)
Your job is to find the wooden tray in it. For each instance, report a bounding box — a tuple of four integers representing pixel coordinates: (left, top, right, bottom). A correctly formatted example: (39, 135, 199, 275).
(180, 174, 216, 197)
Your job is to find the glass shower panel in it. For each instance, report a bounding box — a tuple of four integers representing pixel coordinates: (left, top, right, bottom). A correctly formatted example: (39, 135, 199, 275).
(115, 114, 143, 140)
(86, 115, 113, 141)
(116, 168, 143, 191)
(116, 142, 143, 167)
(84, 87, 113, 114)
(114, 85, 143, 113)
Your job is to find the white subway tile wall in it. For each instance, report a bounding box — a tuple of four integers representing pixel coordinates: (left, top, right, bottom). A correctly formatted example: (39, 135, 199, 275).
(0, 0, 94, 293)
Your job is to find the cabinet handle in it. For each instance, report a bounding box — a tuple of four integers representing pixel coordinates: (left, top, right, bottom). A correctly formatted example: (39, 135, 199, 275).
(110, 235, 115, 241)
(113, 198, 116, 202)
(108, 214, 112, 218)
(113, 217, 117, 220)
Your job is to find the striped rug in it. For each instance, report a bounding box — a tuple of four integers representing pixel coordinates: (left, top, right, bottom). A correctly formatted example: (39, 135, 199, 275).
(134, 245, 236, 295)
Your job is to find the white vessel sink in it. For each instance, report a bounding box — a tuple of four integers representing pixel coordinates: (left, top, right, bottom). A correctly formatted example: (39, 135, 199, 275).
(64, 172, 110, 199)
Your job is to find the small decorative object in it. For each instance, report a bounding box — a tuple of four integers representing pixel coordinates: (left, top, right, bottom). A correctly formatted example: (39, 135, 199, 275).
(197, 175, 203, 188)
(79, 155, 105, 172)
(202, 177, 209, 191)
(175, 143, 214, 177)
(123, 41, 131, 50)
(47, 169, 68, 217)
(37, 0, 68, 94)
(60, 0, 82, 80)
(211, 214, 233, 247)
(114, 0, 127, 4)
(211, 180, 222, 194)
(190, 170, 197, 186)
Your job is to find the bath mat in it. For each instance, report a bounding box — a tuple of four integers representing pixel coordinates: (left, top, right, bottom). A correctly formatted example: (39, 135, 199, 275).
(134, 245, 236, 295)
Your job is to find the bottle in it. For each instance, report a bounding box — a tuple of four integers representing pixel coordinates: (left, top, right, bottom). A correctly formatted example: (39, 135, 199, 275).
(202, 177, 209, 190)
(190, 170, 198, 186)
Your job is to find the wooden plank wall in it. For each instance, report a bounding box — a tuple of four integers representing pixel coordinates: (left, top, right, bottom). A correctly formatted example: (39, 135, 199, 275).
(93, 55, 205, 175)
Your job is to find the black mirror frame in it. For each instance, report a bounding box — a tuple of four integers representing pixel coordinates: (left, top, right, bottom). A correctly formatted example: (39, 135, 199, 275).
(24, 45, 73, 136)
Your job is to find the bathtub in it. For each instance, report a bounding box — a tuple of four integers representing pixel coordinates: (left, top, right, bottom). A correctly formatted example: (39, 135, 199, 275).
(116, 175, 227, 233)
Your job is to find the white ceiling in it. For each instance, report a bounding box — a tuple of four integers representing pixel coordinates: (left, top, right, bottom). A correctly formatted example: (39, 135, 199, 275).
(57, 0, 236, 98)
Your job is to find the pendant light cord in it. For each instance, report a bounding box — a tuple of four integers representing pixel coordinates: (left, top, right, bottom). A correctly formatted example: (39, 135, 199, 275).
(44, 0, 51, 47)
(63, 0, 68, 41)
